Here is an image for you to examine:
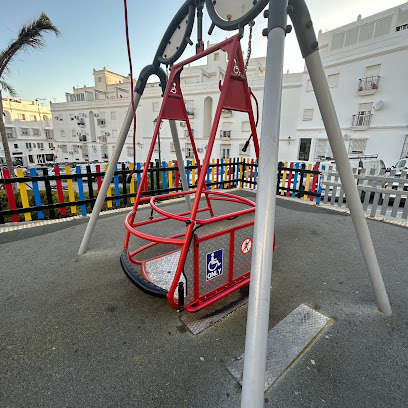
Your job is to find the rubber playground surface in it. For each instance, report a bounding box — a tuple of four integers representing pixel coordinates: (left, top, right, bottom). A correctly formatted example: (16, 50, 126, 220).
(1, 190, 407, 407)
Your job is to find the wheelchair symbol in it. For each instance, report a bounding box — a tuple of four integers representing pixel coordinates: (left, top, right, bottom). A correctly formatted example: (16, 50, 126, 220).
(206, 249, 223, 281)
(207, 252, 221, 272)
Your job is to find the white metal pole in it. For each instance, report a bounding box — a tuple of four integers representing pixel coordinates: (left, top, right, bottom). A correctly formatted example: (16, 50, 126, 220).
(78, 92, 141, 255)
(169, 119, 191, 210)
(305, 51, 392, 315)
(241, 1, 288, 405)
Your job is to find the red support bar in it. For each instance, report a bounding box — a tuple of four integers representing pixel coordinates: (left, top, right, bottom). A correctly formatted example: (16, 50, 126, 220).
(96, 165, 104, 209)
(3, 170, 19, 222)
(228, 158, 232, 188)
(286, 162, 293, 197)
(54, 167, 66, 215)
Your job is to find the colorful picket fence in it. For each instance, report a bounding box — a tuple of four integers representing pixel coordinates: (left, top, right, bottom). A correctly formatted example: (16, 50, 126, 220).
(0, 159, 322, 224)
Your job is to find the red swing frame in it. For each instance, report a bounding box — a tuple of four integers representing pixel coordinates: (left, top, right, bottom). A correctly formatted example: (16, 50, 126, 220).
(122, 35, 264, 312)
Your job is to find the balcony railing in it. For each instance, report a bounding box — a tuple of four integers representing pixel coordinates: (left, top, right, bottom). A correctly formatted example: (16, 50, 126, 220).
(357, 76, 380, 93)
(351, 113, 372, 128)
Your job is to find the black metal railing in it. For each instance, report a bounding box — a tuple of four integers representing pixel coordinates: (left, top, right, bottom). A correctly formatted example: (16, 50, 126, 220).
(357, 76, 380, 92)
(352, 113, 373, 127)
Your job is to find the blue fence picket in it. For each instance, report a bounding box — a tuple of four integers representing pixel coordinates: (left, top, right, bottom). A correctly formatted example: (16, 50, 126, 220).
(316, 165, 325, 204)
(162, 161, 167, 191)
(29, 168, 44, 219)
(113, 166, 121, 206)
(76, 166, 87, 216)
(253, 160, 258, 189)
(292, 163, 300, 197)
(186, 160, 191, 188)
(137, 163, 142, 189)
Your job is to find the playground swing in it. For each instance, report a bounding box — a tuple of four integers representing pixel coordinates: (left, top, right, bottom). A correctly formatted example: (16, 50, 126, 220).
(120, 35, 274, 312)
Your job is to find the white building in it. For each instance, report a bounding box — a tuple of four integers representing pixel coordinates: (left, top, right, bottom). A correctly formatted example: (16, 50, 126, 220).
(1, 98, 55, 167)
(292, 3, 408, 167)
(51, 3, 408, 168)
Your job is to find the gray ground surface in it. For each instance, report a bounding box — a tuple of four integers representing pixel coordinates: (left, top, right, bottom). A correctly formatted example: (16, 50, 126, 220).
(1, 190, 407, 408)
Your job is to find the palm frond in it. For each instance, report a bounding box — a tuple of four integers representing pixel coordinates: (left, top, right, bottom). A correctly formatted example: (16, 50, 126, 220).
(0, 12, 60, 78)
(0, 80, 17, 97)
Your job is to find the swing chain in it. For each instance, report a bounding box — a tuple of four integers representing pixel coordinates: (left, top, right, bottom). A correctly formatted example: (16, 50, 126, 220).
(242, 20, 254, 77)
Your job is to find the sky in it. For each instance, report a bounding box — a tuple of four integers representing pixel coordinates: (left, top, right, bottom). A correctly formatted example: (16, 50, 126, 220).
(0, 0, 405, 106)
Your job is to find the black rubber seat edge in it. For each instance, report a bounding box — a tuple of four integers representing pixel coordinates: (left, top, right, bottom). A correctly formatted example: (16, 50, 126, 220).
(120, 249, 168, 298)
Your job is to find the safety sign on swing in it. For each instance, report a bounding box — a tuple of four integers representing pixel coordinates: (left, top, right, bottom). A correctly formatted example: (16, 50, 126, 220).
(206, 249, 223, 281)
(241, 238, 252, 254)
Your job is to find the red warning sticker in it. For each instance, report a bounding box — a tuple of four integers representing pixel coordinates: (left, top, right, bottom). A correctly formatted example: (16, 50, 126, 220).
(240, 238, 252, 254)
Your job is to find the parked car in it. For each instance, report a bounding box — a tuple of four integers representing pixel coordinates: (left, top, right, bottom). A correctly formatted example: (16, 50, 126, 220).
(383, 171, 408, 206)
(389, 158, 408, 175)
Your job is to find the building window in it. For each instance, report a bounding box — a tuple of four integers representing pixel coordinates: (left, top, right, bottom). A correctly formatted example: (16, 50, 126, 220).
(314, 139, 333, 160)
(43, 115, 49, 121)
(349, 139, 367, 154)
(61, 145, 68, 153)
(6, 127, 15, 138)
(170, 142, 175, 152)
(97, 118, 106, 126)
(306, 79, 314, 92)
(48, 143, 54, 149)
(18, 113, 26, 120)
(185, 100, 194, 116)
(37, 142, 44, 149)
(21, 128, 29, 136)
(214, 52, 219, 61)
(126, 146, 133, 156)
(61, 130, 65, 137)
(32, 128, 41, 136)
(31, 115, 37, 121)
(28, 155, 34, 163)
(26, 143, 32, 149)
(303, 109, 314, 121)
(328, 73, 339, 88)
(220, 145, 230, 159)
(73, 145, 79, 154)
(13, 143, 18, 149)
(153, 102, 160, 112)
(220, 130, 231, 139)
(110, 111, 117, 120)
(298, 138, 311, 161)
(185, 143, 194, 158)
(112, 130, 118, 138)
(241, 121, 251, 132)
(45, 130, 53, 139)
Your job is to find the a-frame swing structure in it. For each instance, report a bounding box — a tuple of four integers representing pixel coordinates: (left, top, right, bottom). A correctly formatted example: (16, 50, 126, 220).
(121, 34, 266, 312)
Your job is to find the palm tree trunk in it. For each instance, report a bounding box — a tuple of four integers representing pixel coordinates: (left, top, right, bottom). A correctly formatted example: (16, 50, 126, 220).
(0, 90, 15, 183)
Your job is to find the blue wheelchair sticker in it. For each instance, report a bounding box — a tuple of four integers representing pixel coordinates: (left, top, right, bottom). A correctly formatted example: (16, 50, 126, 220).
(206, 249, 223, 281)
